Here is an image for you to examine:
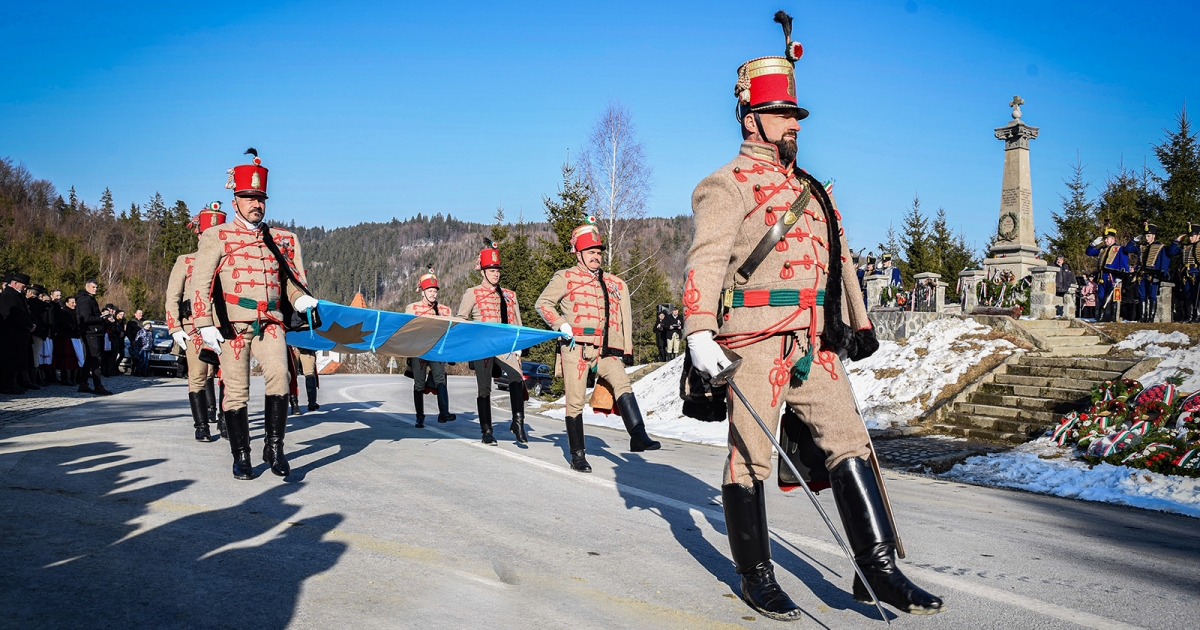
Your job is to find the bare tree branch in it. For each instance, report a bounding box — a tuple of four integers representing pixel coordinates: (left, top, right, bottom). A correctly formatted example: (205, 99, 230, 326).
(579, 102, 653, 269)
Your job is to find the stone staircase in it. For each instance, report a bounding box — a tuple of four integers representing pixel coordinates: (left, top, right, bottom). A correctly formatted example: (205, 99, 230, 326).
(932, 355, 1139, 443)
(930, 318, 1138, 443)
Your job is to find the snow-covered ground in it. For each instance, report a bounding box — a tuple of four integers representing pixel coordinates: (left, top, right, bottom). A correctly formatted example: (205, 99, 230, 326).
(541, 355, 729, 446)
(844, 317, 1018, 429)
(1114, 330, 1200, 391)
(542, 317, 1016, 443)
(943, 438, 1200, 518)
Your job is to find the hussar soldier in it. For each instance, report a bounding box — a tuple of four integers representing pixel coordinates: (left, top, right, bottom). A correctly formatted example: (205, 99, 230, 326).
(1178, 222, 1200, 323)
(535, 219, 660, 472)
(457, 243, 527, 445)
(1086, 227, 1131, 322)
(1128, 222, 1180, 322)
(682, 13, 941, 620)
(405, 268, 456, 427)
(193, 149, 318, 480)
(165, 201, 227, 442)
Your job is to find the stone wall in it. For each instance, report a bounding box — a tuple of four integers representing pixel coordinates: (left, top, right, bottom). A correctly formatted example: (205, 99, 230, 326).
(868, 311, 961, 341)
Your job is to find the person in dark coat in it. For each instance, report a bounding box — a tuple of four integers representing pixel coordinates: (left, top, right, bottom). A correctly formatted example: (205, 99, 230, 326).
(1053, 255, 1076, 318)
(124, 309, 143, 362)
(654, 310, 669, 362)
(25, 284, 51, 387)
(74, 279, 113, 395)
(112, 310, 128, 375)
(100, 303, 120, 377)
(0, 273, 36, 395)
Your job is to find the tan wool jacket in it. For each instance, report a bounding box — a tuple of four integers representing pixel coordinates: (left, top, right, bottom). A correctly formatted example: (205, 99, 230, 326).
(191, 217, 309, 329)
(682, 141, 870, 344)
(164, 252, 197, 335)
(456, 283, 521, 326)
(536, 265, 633, 352)
(404, 300, 452, 317)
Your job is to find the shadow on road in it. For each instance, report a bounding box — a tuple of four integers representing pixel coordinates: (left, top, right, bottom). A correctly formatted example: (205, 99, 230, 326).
(596, 448, 879, 624)
(0, 440, 346, 629)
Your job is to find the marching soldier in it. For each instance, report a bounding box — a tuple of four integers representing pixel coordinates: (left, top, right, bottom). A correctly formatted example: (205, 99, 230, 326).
(1086, 227, 1131, 322)
(404, 269, 455, 427)
(165, 202, 226, 442)
(193, 149, 318, 480)
(1128, 223, 1180, 322)
(878, 254, 901, 287)
(1179, 222, 1200, 323)
(682, 13, 942, 620)
(535, 220, 661, 473)
(457, 243, 527, 445)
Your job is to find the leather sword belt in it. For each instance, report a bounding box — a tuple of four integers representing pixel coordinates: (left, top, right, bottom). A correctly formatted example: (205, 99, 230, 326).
(224, 294, 278, 312)
(730, 288, 825, 309)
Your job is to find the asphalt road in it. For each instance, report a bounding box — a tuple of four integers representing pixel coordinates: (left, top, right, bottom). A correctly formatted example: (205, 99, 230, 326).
(1, 374, 1197, 629)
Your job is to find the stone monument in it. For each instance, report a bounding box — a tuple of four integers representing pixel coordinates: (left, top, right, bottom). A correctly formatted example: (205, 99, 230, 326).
(984, 96, 1046, 280)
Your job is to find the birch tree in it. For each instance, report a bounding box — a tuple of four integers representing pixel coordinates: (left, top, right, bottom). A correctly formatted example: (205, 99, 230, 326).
(579, 102, 652, 269)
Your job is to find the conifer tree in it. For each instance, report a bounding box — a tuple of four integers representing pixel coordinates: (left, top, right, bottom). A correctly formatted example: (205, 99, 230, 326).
(619, 239, 674, 362)
(1096, 165, 1153, 240)
(1152, 105, 1200, 238)
(157, 200, 196, 265)
(898, 194, 932, 284)
(876, 221, 900, 262)
(1046, 158, 1097, 274)
(99, 187, 115, 218)
(68, 186, 79, 212)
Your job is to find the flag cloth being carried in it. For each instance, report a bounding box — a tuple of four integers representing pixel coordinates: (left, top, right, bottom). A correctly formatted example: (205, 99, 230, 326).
(285, 300, 564, 362)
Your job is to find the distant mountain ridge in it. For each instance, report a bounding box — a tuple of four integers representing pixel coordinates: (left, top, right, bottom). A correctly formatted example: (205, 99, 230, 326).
(277, 213, 693, 313)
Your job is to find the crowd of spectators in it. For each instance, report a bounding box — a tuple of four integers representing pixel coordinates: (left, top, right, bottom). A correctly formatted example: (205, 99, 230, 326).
(0, 271, 158, 397)
(653, 305, 683, 362)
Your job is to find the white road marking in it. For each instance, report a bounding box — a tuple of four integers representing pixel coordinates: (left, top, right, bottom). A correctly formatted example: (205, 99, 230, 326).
(338, 383, 1144, 630)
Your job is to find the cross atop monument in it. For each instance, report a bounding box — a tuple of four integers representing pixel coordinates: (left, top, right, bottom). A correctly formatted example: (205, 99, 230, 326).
(1009, 95, 1024, 120)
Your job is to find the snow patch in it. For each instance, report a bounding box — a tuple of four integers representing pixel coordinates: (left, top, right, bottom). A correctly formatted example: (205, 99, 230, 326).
(1115, 330, 1200, 391)
(943, 438, 1200, 518)
(542, 355, 729, 446)
(844, 318, 1017, 429)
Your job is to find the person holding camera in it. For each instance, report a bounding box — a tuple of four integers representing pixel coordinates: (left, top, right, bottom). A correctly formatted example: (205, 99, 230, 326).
(535, 219, 661, 473)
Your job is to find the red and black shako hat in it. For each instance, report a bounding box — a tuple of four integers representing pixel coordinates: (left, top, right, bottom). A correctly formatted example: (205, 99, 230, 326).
(735, 11, 808, 121)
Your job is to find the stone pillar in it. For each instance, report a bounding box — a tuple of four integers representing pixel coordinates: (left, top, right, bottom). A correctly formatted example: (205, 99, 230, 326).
(959, 269, 986, 313)
(865, 275, 890, 311)
(1063, 286, 1077, 319)
(1156, 282, 1174, 323)
(913, 272, 944, 312)
(1029, 265, 1058, 320)
(984, 96, 1045, 281)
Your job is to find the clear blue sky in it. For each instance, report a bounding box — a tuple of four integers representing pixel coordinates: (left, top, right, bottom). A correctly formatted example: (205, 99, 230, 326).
(2, 0, 1196, 255)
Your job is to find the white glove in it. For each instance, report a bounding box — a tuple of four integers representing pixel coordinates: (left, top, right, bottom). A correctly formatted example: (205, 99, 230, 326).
(294, 295, 318, 312)
(558, 323, 574, 339)
(687, 331, 730, 378)
(199, 326, 225, 355)
(1090, 236, 1103, 246)
(1133, 234, 1143, 243)
(171, 331, 189, 348)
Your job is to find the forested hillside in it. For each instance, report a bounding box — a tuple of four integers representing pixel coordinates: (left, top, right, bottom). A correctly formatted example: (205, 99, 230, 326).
(0, 158, 194, 316)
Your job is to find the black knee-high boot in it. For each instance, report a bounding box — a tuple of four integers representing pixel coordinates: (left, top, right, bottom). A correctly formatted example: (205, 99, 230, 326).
(188, 390, 213, 442)
(721, 481, 802, 621)
(615, 393, 660, 452)
(226, 407, 253, 480)
(216, 381, 228, 440)
(830, 457, 943, 614)
(305, 375, 320, 411)
(205, 378, 218, 424)
(565, 415, 591, 472)
(262, 395, 291, 477)
(413, 389, 426, 428)
(477, 396, 497, 445)
(436, 383, 456, 423)
(509, 381, 528, 444)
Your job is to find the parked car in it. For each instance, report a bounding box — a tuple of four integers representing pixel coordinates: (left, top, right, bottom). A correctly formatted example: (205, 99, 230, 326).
(147, 322, 187, 377)
(496, 361, 553, 396)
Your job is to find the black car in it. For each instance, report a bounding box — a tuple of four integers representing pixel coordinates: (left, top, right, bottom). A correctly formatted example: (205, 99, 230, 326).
(147, 322, 187, 377)
(496, 361, 553, 396)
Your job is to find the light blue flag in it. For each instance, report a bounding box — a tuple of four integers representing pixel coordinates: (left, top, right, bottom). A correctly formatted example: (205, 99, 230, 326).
(285, 300, 565, 363)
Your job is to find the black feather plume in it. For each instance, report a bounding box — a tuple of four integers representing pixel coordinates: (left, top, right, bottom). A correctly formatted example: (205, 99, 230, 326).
(774, 10, 793, 41)
(244, 147, 258, 158)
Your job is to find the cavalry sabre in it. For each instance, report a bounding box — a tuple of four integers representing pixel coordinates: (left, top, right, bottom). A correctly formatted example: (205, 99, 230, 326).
(713, 360, 890, 624)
